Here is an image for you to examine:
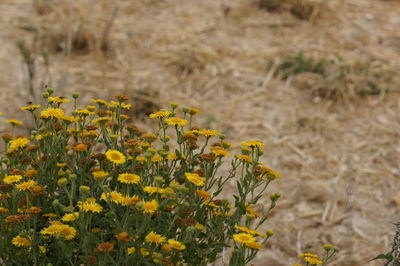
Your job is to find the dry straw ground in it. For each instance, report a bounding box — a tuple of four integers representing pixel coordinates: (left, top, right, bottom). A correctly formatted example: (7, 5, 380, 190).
(1, 0, 400, 265)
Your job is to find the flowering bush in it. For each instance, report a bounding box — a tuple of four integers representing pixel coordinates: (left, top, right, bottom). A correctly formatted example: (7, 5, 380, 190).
(0, 89, 281, 265)
(294, 244, 340, 266)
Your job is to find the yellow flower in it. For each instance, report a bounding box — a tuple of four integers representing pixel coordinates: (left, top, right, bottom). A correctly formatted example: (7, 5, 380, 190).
(304, 257, 323, 265)
(21, 105, 41, 111)
(16, 180, 36, 191)
(300, 253, 319, 259)
(246, 206, 260, 218)
(40, 221, 76, 240)
(59, 224, 77, 240)
(234, 225, 265, 237)
(127, 247, 136, 255)
(167, 153, 178, 160)
(143, 186, 162, 195)
(120, 195, 140, 206)
(199, 129, 219, 137)
(92, 170, 109, 179)
(136, 156, 146, 163)
(236, 154, 252, 163)
(233, 233, 255, 246)
(92, 227, 101, 233)
(166, 117, 188, 127)
(93, 117, 112, 124)
(40, 108, 65, 119)
(185, 172, 206, 186)
(149, 111, 172, 119)
(12, 235, 31, 247)
(74, 109, 95, 116)
(39, 245, 46, 253)
(115, 232, 132, 242)
(8, 137, 30, 152)
(6, 119, 23, 126)
(145, 232, 166, 245)
(101, 191, 123, 204)
(92, 99, 108, 105)
(118, 173, 140, 184)
(247, 241, 264, 250)
(105, 150, 126, 164)
(95, 242, 114, 252)
(71, 143, 88, 152)
(78, 198, 103, 213)
(3, 175, 23, 184)
(241, 140, 265, 148)
(196, 190, 211, 200)
(0, 207, 9, 214)
(167, 239, 186, 250)
(61, 212, 79, 222)
(142, 200, 159, 214)
(189, 108, 201, 115)
(211, 146, 230, 157)
(42, 213, 57, 218)
(48, 96, 70, 104)
(151, 155, 163, 163)
(61, 116, 79, 123)
(140, 248, 150, 256)
(195, 223, 205, 231)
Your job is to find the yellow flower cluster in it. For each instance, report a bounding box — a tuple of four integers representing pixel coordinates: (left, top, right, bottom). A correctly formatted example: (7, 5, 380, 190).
(0, 90, 287, 265)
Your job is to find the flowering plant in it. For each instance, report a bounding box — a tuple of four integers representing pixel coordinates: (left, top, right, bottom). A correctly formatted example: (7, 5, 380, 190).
(0, 88, 280, 265)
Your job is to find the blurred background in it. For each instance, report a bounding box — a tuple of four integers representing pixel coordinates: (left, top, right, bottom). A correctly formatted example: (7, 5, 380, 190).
(1, 0, 400, 265)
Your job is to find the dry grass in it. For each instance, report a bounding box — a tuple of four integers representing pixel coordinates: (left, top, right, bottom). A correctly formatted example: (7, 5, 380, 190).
(1, 0, 400, 265)
(271, 52, 399, 102)
(258, 0, 330, 22)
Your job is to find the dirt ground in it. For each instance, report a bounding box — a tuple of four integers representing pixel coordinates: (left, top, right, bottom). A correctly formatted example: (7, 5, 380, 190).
(1, 0, 400, 265)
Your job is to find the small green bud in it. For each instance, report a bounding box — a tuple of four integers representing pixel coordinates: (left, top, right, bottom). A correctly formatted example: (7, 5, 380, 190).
(266, 230, 274, 237)
(270, 193, 281, 201)
(154, 176, 164, 184)
(42, 92, 49, 99)
(46, 87, 54, 94)
(182, 107, 189, 113)
(186, 226, 196, 233)
(69, 174, 77, 180)
(219, 134, 226, 140)
(170, 102, 178, 109)
(135, 201, 144, 209)
(154, 253, 163, 260)
(72, 92, 80, 99)
(52, 199, 61, 208)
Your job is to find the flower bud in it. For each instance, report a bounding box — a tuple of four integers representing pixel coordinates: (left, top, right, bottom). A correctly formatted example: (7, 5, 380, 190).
(79, 185, 90, 193)
(57, 178, 68, 186)
(135, 201, 144, 209)
(170, 102, 178, 109)
(72, 92, 80, 99)
(270, 193, 281, 201)
(154, 176, 164, 184)
(265, 230, 274, 237)
(186, 226, 196, 233)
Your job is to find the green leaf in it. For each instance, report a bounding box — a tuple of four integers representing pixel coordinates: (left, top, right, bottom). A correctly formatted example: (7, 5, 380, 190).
(369, 253, 392, 262)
